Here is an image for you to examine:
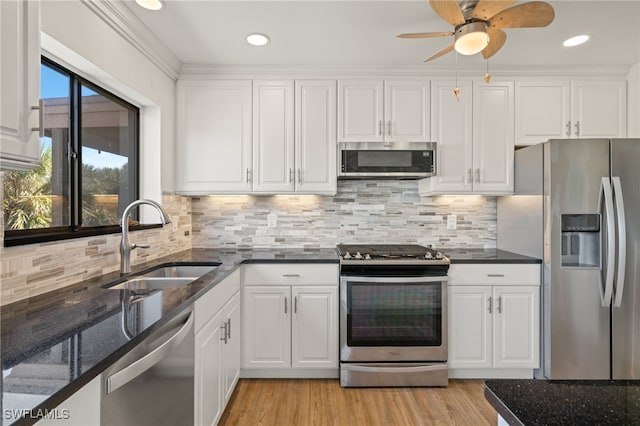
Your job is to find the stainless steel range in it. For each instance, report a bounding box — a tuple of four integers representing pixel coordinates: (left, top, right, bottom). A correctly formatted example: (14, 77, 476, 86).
(337, 244, 450, 387)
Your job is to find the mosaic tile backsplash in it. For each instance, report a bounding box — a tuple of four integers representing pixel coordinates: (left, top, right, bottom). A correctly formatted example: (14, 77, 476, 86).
(0, 194, 192, 306)
(191, 180, 497, 250)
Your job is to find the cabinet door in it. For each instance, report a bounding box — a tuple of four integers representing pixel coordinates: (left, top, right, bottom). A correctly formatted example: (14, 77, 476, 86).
(472, 81, 514, 194)
(515, 81, 570, 145)
(176, 80, 252, 194)
(295, 80, 337, 194)
(428, 80, 473, 192)
(493, 286, 540, 369)
(35, 376, 100, 426)
(571, 80, 627, 138)
(195, 310, 224, 426)
(448, 286, 493, 369)
(253, 80, 295, 192)
(291, 286, 338, 369)
(384, 80, 430, 142)
(242, 286, 291, 369)
(337, 80, 384, 142)
(221, 291, 241, 404)
(0, 0, 41, 170)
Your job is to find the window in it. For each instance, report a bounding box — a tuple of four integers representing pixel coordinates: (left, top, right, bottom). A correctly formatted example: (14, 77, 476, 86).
(3, 58, 139, 246)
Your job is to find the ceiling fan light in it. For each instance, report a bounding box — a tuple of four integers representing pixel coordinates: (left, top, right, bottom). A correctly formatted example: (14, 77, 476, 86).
(563, 34, 590, 47)
(454, 22, 489, 55)
(135, 0, 164, 11)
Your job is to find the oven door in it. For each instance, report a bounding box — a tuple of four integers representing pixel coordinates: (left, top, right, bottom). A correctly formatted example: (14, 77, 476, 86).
(340, 275, 447, 362)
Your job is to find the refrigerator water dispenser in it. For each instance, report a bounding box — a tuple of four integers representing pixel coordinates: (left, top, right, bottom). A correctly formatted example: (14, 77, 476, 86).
(561, 214, 600, 268)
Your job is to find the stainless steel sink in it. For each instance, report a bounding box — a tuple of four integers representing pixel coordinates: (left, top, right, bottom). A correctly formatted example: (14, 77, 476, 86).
(104, 263, 218, 291)
(141, 265, 217, 279)
(106, 277, 197, 291)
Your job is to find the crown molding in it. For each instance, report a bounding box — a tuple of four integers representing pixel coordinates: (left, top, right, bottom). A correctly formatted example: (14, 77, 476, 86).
(180, 63, 632, 80)
(81, 0, 181, 80)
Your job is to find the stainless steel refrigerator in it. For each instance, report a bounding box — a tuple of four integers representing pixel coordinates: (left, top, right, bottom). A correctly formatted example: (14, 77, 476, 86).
(497, 138, 639, 379)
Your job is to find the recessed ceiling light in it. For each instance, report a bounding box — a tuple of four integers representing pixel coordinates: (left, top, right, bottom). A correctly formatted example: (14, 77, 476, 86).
(563, 35, 590, 47)
(135, 0, 165, 11)
(246, 33, 271, 47)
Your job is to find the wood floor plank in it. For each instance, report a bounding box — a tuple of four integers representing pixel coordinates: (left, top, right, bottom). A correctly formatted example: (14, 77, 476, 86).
(219, 379, 497, 426)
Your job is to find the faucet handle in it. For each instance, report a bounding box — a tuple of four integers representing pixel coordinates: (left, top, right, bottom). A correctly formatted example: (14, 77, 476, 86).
(133, 243, 150, 249)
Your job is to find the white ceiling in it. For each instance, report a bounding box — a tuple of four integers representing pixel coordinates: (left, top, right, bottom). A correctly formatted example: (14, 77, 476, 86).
(125, 0, 640, 69)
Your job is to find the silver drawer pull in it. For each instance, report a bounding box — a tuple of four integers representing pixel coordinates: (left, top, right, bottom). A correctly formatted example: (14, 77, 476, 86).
(487, 274, 505, 277)
(282, 274, 300, 277)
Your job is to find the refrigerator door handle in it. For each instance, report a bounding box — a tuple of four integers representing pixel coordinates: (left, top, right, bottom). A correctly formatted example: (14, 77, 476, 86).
(598, 177, 615, 307)
(612, 176, 626, 308)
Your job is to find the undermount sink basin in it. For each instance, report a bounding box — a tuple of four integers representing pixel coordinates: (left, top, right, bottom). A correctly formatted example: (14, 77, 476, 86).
(103, 263, 219, 291)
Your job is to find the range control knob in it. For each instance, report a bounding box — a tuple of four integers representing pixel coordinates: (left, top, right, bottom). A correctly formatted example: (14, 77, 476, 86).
(354, 252, 363, 260)
(435, 252, 444, 260)
(343, 252, 352, 259)
(364, 254, 372, 260)
(425, 252, 433, 259)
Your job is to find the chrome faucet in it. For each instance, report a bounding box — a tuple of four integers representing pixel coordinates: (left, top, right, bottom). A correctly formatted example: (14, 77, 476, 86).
(120, 199, 172, 275)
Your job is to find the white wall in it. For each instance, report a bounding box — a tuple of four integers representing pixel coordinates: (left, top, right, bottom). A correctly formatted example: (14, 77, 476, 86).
(627, 62, 640, 137)
(40, 0, 177, 198)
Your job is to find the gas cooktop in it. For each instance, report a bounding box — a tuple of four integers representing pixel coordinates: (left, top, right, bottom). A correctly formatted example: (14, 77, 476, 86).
(336, 244, 450, 265)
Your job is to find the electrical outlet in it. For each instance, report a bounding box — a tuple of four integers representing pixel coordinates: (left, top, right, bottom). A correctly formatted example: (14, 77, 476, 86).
(267, 213, 277, 228)
(447, 215, 457, 230)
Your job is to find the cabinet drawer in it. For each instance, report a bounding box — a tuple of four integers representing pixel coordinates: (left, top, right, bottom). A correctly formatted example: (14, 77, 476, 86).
(195, 268, 241, 332)
(448, 264, 540, 286)
(243, 264, 338, 286)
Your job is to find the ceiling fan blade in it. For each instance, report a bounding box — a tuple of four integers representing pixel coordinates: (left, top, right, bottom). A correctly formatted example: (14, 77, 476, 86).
(482, 28, 507, 59)
(471, 0, 517, 21)
(490, 1, 555, 29)
(424, 43, 455, 62)
(397, 31, 453, 39)
(429, 0, 465, 26)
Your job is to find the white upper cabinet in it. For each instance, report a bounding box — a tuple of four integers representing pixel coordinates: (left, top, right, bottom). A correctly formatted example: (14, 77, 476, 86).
(176, 80, 252, 194)
(338, 79, 430, 143)
(252, 80, 295, 193)
(294, 80, 337, 194)
(420, 80, 514, 196)
(1, 0, 41, 171)
(515, 79, 627, 145)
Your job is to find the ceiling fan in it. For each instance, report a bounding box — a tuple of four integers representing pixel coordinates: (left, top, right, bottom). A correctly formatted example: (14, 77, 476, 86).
(398, 0, 555, 62)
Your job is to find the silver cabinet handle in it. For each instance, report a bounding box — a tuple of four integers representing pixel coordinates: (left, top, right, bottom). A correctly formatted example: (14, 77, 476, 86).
(226, 318, 231, 340)
(387, 120, 392, 136)
(246, 168, 252, 183)
(574, 121, 580, 137)
(475, 168, 480, 183)
(566, 121, 571, 137)
(284, 296, 287, 314)
(378, 120, 383, 136)
(107, 312, 193, 394)
(297, 168, 302, 184)
(289, 168, 294, 183)
(487, 274, 505, 277)
(220, 321, 228, 344)
(488, 297, 492, 314)
(294, 296, 298, 314)
(282, 274, 300, 277)
(466, 169, 472, 185)
(497, 296, 502, 314)
(31, 99, 44, 136)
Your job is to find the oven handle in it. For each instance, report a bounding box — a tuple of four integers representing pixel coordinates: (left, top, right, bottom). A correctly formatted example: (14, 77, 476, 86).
(340, 275, 447, 284)
(340, 364, 447, 373)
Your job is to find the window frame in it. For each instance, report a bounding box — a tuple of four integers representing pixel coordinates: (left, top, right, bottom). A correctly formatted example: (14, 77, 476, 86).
(3, 57, 150, 247)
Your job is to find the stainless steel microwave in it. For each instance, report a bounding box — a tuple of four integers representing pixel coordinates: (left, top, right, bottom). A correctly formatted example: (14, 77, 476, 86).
(338, 142, 436, 179)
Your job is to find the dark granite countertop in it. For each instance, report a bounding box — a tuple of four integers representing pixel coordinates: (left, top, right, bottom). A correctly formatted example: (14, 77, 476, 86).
(485, 379, 640, 426)
(443, 248, 541, 264)
(0, 247, 338, 426)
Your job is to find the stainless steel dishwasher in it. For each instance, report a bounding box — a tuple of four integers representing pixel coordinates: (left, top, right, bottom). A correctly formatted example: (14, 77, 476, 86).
(101, 302, 194, 426)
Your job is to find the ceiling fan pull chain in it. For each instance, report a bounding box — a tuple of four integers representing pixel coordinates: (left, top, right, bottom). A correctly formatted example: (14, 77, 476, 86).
(453, 52, 461, 101)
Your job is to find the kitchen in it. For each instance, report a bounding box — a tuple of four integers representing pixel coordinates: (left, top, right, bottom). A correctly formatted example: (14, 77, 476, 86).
(1, 0, 639, 425)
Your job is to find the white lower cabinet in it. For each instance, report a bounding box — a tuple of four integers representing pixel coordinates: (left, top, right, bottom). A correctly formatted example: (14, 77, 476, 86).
(241, 264, 339, 378)
(194, 269, 241, 426)
(448, 264, 540, 379)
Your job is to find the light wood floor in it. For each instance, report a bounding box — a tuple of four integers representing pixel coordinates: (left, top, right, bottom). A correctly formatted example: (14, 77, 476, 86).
(219, 379, 497, 426)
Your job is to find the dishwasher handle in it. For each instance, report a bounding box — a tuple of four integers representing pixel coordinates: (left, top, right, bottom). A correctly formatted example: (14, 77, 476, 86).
(106, 312, 194, 394)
